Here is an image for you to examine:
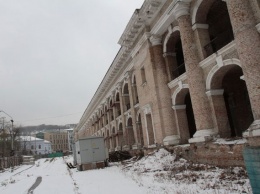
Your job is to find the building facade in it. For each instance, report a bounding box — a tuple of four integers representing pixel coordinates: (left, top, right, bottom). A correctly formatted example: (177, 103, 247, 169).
(44, 131, 69, 152)
(18, 136, 52, 155)
(75, 0, 260, 159)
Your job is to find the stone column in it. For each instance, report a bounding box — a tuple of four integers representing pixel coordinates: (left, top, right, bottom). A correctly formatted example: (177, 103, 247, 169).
(173, 2, 215, 143)
(149, 35, 180, 146)
(226, 0, 260, 141)
(206, 89, 231, 138)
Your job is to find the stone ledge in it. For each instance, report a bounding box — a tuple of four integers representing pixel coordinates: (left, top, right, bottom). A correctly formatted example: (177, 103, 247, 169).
(243, 120, 260, 138)
(189, 129, 217, 143)
(163, 135, 180, 145)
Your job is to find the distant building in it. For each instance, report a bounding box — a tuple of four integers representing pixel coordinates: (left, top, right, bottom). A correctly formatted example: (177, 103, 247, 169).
(18, 136, 52, 155)
(44, 130, 68, 152)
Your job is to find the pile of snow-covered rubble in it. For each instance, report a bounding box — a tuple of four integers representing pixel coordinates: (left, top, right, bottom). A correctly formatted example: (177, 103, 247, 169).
(120, 148, 251, 194)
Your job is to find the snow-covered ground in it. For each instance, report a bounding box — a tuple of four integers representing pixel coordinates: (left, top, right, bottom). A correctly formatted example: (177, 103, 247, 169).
(0, 149, 252, 194)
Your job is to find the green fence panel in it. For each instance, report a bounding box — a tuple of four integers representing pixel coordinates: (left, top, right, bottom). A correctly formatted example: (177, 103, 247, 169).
(243, 146, 260, 194)
(48, 153, 63, 158)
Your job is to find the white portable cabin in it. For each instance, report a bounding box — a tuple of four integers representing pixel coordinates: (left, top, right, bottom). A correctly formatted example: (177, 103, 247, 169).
(75, 136, 108, 170)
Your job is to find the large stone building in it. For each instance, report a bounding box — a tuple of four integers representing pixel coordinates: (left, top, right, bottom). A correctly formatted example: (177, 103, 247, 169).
(44, 131, 69, 152)
(75, 0, 260, 165)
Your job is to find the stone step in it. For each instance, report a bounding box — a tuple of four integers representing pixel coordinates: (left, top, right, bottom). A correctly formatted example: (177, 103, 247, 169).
(22, 156, 35, 165)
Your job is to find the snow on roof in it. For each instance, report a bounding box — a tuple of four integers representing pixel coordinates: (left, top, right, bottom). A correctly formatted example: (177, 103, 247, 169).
(17, 136, 44, 142)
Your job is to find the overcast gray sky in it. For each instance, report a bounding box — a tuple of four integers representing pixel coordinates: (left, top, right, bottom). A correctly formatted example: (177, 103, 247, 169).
(0, 0, 143, 127)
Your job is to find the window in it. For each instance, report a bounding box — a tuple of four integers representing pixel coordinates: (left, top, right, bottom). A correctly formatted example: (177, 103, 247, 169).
(141, 67, 146, 84)
(31, 145, 34, 149)
(39, 145, 41, 149)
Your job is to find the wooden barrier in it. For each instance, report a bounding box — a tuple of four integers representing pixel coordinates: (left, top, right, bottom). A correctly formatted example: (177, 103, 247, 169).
(0, 156, 23, 169)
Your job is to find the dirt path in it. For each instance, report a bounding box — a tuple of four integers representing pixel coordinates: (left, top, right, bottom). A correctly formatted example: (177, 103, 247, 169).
(27, 176, 42, 194)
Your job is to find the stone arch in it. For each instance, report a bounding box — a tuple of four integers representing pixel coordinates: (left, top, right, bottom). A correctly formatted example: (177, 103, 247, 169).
(114, 91, 121, 117)
(172, 84, 196, 143)
(191, 0, 210, 25)
(207, 59, 253, 137)
(131, 72, 137, 85)
(115, 91, 120, 101)
(192, 0, 234, 58)
(109, 97, 113, 107)
(126, 117, 135, 147)
(163, 26, 180, 53)
(172, 84, 189, 105)
(206, 58, 241, 90)
(122, 81, 129, 94)
(163, 25, 185, 81)
(117, 122, 123, 149)
(122, 82, 131, 112)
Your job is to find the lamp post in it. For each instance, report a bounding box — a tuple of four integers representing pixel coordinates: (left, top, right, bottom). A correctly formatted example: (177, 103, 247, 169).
(0, 110, 14, 155)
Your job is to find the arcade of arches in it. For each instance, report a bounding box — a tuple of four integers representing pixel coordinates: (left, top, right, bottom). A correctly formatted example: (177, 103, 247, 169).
(75, 0, 260, 157)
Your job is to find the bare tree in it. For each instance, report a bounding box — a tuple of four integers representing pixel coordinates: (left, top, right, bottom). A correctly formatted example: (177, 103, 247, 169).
(0, 119, 21, 157)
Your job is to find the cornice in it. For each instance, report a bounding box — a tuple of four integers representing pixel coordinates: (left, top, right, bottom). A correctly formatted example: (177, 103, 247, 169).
(118, 0, 167, 48)
(76, 0, 169, 132)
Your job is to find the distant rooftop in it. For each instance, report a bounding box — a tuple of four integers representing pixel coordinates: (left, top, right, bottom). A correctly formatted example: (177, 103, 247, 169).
(18, 136, 44, 142)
